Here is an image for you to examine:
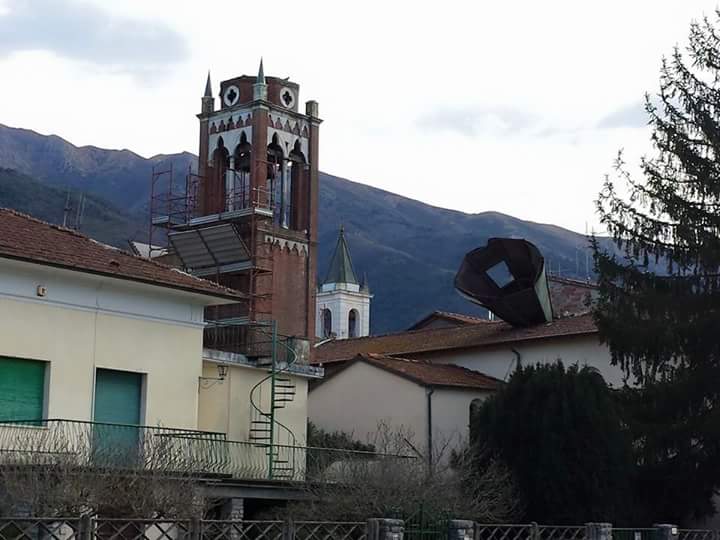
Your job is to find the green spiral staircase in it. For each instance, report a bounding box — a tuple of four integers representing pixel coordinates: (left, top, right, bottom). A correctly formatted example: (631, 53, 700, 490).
(248, 322, 299, 480)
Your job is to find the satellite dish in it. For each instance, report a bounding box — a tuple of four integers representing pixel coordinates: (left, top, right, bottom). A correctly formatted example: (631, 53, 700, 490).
(454, 238, 553, 327)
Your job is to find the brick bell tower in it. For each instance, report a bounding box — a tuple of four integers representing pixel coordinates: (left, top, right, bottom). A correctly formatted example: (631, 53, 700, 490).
(161, 60, 321, 359)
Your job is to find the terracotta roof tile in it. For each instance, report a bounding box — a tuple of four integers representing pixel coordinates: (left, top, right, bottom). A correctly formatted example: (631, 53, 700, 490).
(408, 310, 491, 330)
(548, 275, 598, 318)
(315, 313, 597, 364)
(325, 353, 502, 390)
(0, 209, 244, 300)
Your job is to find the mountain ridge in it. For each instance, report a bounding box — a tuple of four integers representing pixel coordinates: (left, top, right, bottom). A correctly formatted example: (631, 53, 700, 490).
(0, 123, 598, 332)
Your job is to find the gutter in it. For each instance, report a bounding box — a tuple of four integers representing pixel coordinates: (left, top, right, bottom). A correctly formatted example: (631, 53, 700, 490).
(426, 386, 434, 475)
(0, 254, 244, 303)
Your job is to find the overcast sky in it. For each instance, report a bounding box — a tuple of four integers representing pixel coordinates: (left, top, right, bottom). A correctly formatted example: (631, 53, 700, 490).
(0, 0, 716, 233)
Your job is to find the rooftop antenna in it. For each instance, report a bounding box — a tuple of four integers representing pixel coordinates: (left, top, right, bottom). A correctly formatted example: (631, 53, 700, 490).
(62, 190, 72, 227)
(74, 193, 86, 231)
(585, 221, 590, 280)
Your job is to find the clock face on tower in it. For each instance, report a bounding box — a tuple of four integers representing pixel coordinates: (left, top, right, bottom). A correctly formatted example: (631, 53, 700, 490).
(223, 85, 240, 107)
(280, 87, 295, 109)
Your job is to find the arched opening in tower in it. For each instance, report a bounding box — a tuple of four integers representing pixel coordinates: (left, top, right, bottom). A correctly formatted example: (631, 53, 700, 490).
(348, 309, 359, 338)
(230, 132, 251, 210)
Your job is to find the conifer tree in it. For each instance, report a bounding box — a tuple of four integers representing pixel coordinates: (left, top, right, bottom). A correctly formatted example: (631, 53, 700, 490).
(593, 13, 720, 523)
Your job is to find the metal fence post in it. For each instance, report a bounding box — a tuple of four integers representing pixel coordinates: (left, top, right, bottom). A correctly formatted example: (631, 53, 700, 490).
(653, 524, 678, 540)
(367, 519, 404, 540)
(448, 520, 474, 540)
(78, 514, 93, 540)
(532, 522, 540, 540)
(189, 517, 201, 540)
(283, 517, 295, 540)
(586, 523, 613, 540)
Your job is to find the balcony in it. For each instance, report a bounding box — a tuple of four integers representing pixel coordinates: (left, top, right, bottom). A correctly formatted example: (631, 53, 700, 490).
(0, 419, 412, 483)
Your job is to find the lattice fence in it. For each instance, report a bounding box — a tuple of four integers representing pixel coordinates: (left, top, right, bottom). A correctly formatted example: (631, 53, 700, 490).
(0, 519, 80, 540)
(0, 518, 717, 540)
(294, 521, 367, 540)
(537, 525, 587, 540)
(475, 524, 535, 540)
(202, 520, 284, 540)
(95, 519, 191, 540)
(680, 531, 717, 540)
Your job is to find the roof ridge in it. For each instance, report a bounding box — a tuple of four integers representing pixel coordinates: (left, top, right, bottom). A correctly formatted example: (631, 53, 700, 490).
(0, 208, 242, 299)
(435, 310, 489, 321)
(356, 353, 502, 388)
(364, 354, 500, 380)
(314, 313, 598, 364)
(319, 318, 507, 345)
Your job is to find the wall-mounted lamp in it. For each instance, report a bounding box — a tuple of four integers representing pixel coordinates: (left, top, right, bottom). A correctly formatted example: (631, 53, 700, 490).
(199, 364, 229, 389)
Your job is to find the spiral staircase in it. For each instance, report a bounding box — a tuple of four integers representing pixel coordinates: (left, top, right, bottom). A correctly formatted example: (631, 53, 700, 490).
(248, 324, 299, 480)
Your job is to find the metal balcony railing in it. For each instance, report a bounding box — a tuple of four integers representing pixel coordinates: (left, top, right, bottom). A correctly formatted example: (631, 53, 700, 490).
(203, 318, 300, 363)
(0, 419, 414, 483)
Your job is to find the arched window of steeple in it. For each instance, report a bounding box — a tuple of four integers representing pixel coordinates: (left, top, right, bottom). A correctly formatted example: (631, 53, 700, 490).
(289, 140, 306, 230)
(348, 309, 359, 338)
(211, 137, 230, 213)
(231, 132, 251, 209)
(267, 134, 288, 227)
(322, 308, 333, 338)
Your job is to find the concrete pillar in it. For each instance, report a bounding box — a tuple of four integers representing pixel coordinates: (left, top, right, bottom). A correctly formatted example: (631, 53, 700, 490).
(654, 524, 679, 540)
(586, 523, 613, 540)
(222, 497, 244, 521)
(367, 518, 404, 540)
(447, 520, 474, 540)
(221, 499, 245, 540)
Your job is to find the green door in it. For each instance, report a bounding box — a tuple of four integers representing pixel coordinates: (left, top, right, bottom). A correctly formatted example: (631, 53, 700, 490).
(93, 368, 143, 466)
(0, 357, 45, 423)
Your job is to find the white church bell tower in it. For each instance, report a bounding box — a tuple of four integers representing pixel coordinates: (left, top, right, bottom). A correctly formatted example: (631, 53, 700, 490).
(316, 226, 372, 339)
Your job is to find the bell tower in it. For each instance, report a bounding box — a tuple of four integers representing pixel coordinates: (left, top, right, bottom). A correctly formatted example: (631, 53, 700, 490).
(316, 226, 372, 340)
(153, 60, 321, 358)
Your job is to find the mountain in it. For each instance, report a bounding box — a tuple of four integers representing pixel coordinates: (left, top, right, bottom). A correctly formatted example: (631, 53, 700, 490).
(0, 124, 194, 212)
(318, 174, 596, 332)
(0, 123, 598, 333)
(0, 168, 143, 247)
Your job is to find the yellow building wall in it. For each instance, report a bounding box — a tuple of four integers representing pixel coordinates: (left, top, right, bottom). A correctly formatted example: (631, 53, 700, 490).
(197, 360, 309, 445)
(0, 295, 203, 428)
(309, 361, 428, 447)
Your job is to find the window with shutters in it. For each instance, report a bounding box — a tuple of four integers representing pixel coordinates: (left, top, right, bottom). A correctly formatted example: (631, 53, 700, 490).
(0, 357, 47, 422)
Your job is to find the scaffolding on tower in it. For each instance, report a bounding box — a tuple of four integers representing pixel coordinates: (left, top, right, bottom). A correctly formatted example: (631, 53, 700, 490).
(147, 158, 301, 478)
(149, 161, 282, 349)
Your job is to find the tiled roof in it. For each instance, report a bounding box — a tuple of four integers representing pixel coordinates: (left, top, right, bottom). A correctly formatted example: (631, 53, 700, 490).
(408, 310, 490, 330)
(321, 353, 502, 390)
(0, 209, 244, 300)
(548, 275, 598, 318)
(315, 313, 598, 364)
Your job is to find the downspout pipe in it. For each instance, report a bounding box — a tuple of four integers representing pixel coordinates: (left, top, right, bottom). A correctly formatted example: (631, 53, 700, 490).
(426, 386, 435, 475)
(511, 348, 522, 371)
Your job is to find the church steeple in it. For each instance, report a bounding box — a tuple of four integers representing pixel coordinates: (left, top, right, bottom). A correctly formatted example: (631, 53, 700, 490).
(253, 57, 267, 101)
(204, 71, 212, 97)
(323, 225, 359, 286)
(317, 225, 372, 339)
(201, 71, 214, 114)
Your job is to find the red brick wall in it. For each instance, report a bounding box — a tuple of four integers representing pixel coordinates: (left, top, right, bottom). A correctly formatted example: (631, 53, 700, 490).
(269, 242, 309, 338)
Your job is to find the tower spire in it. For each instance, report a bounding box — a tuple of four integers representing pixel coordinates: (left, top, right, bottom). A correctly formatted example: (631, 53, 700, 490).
(361, 271, 370, 293)
(201, 71, 214, 114)
(204, 71, 212, 97)
(257, 57, 265, 84)
(253, 57, 267, 101)
(323, 226, 359, 286)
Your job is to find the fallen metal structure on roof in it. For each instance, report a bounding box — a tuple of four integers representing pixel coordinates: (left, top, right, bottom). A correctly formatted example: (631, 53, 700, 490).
(454, 238, 553, 327)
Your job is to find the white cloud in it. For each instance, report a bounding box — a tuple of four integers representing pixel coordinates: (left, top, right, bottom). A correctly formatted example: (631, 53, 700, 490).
(0, 0, 715, 233)
(0, 0, 187, 80)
